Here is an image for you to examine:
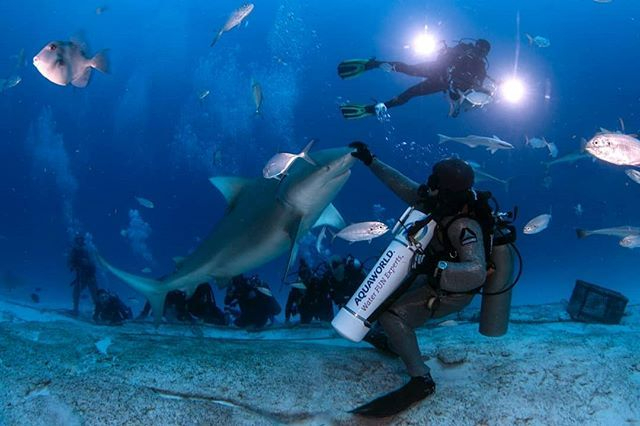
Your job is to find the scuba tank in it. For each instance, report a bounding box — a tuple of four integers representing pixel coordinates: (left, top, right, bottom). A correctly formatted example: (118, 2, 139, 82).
(331, 207, 436, 342)
(479, 208, 520, 337)
(479, 222, 517, 337)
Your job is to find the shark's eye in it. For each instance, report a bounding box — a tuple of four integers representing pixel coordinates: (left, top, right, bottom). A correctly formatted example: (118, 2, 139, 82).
(49, 43, 57, 51)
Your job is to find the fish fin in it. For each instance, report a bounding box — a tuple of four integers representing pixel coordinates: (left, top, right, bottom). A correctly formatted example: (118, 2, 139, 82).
(312, 203, 346, 229)
(210, 30, 223, 47)
(70, 31, 89, 53)
(576, 229, 589, 239)
(284, 216, 304, 281)
(208, 176, 250, 205)
(71, 67, 92, 88)
(437, 134, 450, 144)
(488, 147, 498, 154)
(316, 226, 327, 254)
(300, 139, 317, 166)
(90, 49, 110, 74)
(579, 138, 588, 152)
(97, 254, 165, 325)
(525, 34, 533, 45)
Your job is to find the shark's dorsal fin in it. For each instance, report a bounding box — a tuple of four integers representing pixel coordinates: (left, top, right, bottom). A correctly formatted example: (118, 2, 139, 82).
(312, 203, 346, 229)
(209, 177, 251, 205)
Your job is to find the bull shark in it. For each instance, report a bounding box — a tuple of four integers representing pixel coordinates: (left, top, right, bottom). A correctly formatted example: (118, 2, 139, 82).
(100, 146, 356, 322)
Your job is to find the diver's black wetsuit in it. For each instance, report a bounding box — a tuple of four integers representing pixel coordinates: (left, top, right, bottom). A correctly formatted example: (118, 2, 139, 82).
(94, 289, 133, 325)
(364, 157, 487, 377)
(382, 42, 488, 110)
(68, 236, 99, 315)
(225, 275, 281, 328)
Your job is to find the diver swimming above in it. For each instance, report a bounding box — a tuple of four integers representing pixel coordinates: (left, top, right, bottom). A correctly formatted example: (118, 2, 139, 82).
(338, 39, 492, 120)
(340, 141, 516, 418)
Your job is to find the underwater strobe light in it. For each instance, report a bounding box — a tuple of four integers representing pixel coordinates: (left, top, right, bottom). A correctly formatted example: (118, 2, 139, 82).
(412, 25, 438, 57)
(501, 77, 526, 104)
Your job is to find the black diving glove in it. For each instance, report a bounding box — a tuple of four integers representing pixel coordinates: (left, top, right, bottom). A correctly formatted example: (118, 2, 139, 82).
(351, 373, 436, 418)
(349, 141, 374, 166)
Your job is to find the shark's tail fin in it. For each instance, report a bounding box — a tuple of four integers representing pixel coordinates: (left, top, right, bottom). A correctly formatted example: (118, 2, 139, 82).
(97, 255, 166, 324)
(210, 30, 223, 47)
(525, 34, 533, 45)
(437, 134, 450, 144)
(576, 229, 590, 239)
(300, 139, 317, 166)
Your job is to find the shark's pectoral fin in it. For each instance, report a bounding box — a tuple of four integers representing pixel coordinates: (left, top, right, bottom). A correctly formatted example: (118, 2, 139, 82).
(209, 176, 251, 205)
(284, 216, 304, 280)
(312, 203, 346, 229)
(488, 147, 498, 154)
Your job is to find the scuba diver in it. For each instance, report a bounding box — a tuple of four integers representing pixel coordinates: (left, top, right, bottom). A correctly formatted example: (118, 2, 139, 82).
(326, 255, 366, 308)
(188, 282, 227, 325)
(344, 141, 514, 418)
(287, 258, 334, 324)
(337, 39, 492, 120)
(67, 234, 99, 316)
(137, 283, 226, 325)
(93, 289, 133, 325)
(225, 275, 281, 328)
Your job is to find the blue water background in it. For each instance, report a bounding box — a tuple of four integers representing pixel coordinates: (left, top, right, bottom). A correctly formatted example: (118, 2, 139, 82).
(0, 0, 639, 309)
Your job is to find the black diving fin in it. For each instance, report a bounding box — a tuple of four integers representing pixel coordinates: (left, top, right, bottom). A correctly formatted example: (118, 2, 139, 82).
(337, 58, 377, 79)
(350, 374, 436, 418)
(339, 104, 374, 120)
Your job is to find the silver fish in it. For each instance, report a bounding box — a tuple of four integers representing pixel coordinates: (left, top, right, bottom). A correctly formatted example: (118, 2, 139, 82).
(333, 221, 389, 243)
(576, 226, 640, 239)
(523, 213, 551, 234)
(438, 134, 514, 154)
(625, 169, 640, 185)
(547, 141, 558, 158)
(33, 40, 109, 87)
(211, 3, 254, 47)
(525, 136, 548, 149)
(459, 89, 493, 107)
(135, 196, 155, 209)
(198, 90, 210, 101)
(585, 133, 640, 166)
(263, 140, 317, 179)
(0, 75, 21, 92)
(545, 151, 591, 168)
(468, 161, 510, 190)
(620, 235, 640, 249)
(290, 282, 307, 290)
(525, 34, 550, 48)
(251, 79, 263, 115)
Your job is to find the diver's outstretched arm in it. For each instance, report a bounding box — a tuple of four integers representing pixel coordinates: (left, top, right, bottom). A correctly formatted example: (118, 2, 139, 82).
(368, 158, 421, 206)
(386, 61, 431, 77)
(350, 142, 420, 205)
(384, 78, 448, 109)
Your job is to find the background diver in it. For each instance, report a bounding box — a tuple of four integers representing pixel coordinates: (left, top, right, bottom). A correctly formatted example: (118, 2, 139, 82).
(346, 141, 503, 417)
(338, 39, 492, 120)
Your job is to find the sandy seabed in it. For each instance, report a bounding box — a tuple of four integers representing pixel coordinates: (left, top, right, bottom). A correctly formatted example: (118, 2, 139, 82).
(0, 298, 638, 426)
